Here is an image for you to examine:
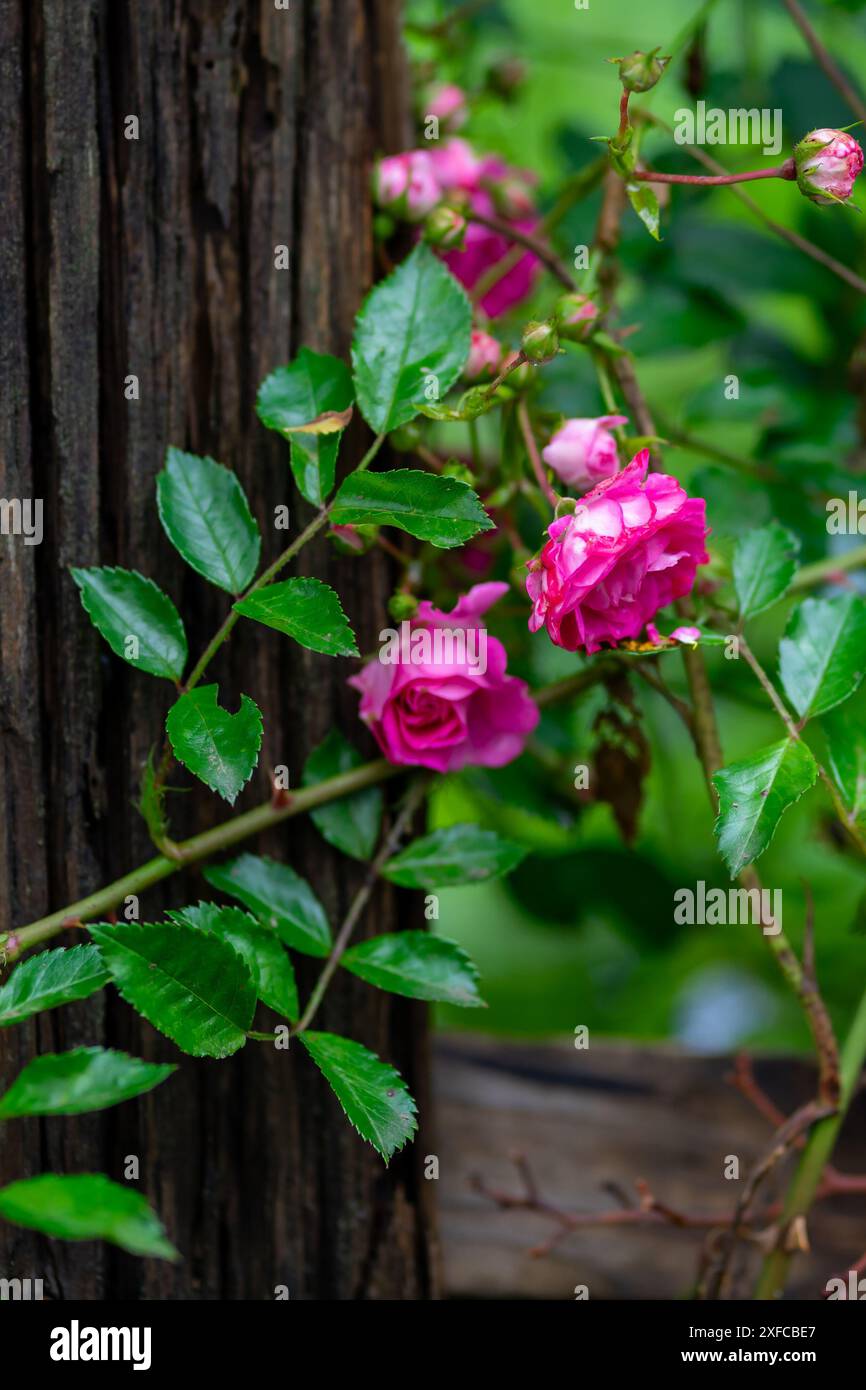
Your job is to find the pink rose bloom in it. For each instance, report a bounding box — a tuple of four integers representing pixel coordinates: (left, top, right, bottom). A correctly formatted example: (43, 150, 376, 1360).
(526, 451, 710, 655)
(794, 128, 864, 205)
(542, 415, 628, 492)
(349, 582, 539, 773)
(373, 150, 440, 221)
(424, 83, 468, 132)
(463, 328, 503, 381)
(427, 138, 484, 192)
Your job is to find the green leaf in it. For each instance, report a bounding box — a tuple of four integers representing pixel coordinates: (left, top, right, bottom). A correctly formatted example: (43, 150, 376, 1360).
(165, 684, 263, 804)
(0, 1047, 175, 1119)
(380, 824, 527, 889)
(137, 748, 170, 843)
(330, 469, 493, 549)
(733, 522, 799, 619)
(299, 1031, 417, 1162)
(71, 567, 187, 681)
(157, 448, 260, 595)
(90, 922, 256, 1058)
(779, 594, 866, 720)
(302, 730, 383, 860)
(234, 577, 358, 657)
(823, 707, 866, 821)
(0, 946, 108, 1027)
(625, 181, 661, 240)
(342, 932, 484, 1007)
(351, 242, 471, 433)
(256, 349, 355, 507)
(713, 739, 818, 877)
(203, 853, 332, 958)
(169, 903, 298, 1022)
(0, 1174, 177, 1260)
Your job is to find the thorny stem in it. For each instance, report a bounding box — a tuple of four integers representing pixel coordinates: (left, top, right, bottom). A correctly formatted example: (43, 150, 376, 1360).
(517, 398, 559, 509)
(629, 162, 796, 187)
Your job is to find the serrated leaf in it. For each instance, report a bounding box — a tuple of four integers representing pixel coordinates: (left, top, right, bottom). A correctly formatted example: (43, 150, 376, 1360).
(823, 707, 866, 821)
(203, 853, 332, 958)
(256, 349, 354, 506)
(169, 903, 298, 1022)
(234, 577, 358, 657)
(166, 684, 262, 805)
(713, 739, 818, 877)
(380, 824, 527, 889)
(0, 946, 108, 1027)
(733, 522, 799, 619)
(90, 922, 256, 1058)
(0, 1047, 175, 1119)
(330, 468, 493, 549)
(301, 730, 383, 860)
(625, 181, 661, 240)
(157, 448, 261, 595)
(0, 1174, 177, 1260)
(71, 567, 187, 681)
(342, 932, 484, 1007)
(299, 1031, 417, 1162)
(351, 242, 471, 433)
(779, 594, 866, 720)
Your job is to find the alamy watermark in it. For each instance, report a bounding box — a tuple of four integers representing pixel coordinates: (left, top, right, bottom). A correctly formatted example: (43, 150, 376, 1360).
(379, 621, 488, 675)
(674, 880, 782, 936)
(0, 498, 43, 545)
(674, 101, 783, 157)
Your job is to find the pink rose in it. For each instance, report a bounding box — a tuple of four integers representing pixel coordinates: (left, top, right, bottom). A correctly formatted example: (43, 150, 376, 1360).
(426, 138, 484, 192)
(373, 150, 440, 221)
(423, 83, 468, 133)
(794, 128, 863, 205)
(526, 451, 710, 654)
(463, 328, 503, 381)
(542, 415, 628, 492)
(349, 582, 539, 773)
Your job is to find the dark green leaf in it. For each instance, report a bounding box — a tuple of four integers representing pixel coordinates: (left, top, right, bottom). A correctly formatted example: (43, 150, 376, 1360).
(299, 1031, 417, 1161)
(256, 349, 355, 506)
(0, 1047, 175, 1119)
(351, 242, 471, 433)
(169, 902, 298, 1022)
(0, 946, 108, 1027)
(0, 1174, 177, 1260)
(330, 469, 493, 549)
(823, 707, 866, 821)
(713, 739, 818, 877)
(779, 594, 866, 721)
(90, 922, 256, 1058)
(203, 853, 332, 958)
(71, 567, 187, 681)
(380, 824, 527, 889)
(165, 684, 263, 804)
(234, 577, 358, 657)
(302, 730, 383, 860)
(157, 448, 260, 595)
(342, 932, 484, 1006)
(733, 522, 799, 618)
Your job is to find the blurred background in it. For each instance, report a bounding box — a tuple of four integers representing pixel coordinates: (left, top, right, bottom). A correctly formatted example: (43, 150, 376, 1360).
(405, 0, 866, 1055)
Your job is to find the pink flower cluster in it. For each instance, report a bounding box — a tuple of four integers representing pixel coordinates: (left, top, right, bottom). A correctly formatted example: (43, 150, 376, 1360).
(526, 451, 709, 654)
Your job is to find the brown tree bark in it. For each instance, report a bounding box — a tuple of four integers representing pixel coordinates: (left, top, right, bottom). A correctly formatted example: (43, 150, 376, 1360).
(0, 0, 439, 1300)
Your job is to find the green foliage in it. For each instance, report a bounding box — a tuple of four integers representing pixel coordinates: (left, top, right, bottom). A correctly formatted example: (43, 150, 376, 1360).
(330, 468, 493, 548)
(203, 853, 332, 957)
(0, 1048, 175, 1119)
(90, 922, 256, 1058)
(166, 684, 263, 804)
(625, 181, 661, 240)
(822, 707, 866, 822)
(0, 1174, 177, 1260)
(256, 348, 355, 506)
(713, 739, 818, 877)
(71, 567, 187, 681)
(351, 242, 471, 432)
(234, 577, 358, 657)
(342, 932, 484, 1007)
(779, 595, 866, 720)
(299, 1031, 417, 1162)
(380, 824, 527, 888)
(302, 730, 383, 860)
(733, 523, 799, 619)
(157, 449, 261, 595)
(169, 903, 298, 1022)
(0, 947, 108, 1027)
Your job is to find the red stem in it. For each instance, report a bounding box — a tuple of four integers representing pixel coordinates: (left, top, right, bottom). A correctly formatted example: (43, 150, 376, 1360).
(631, 162, 796, 187)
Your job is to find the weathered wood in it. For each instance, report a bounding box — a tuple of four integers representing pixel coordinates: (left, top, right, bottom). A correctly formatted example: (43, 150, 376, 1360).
(0, 0, 434, 1300)
(434, 1035, 866, 1300)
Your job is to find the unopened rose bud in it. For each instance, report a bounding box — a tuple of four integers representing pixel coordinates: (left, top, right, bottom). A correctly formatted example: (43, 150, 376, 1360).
(491, 175, 536, 220)
(388, 592, 419, 621)
(611, 48, 670, 94)
(521, 320, 559, 363)
(423, 83, 468, 134)
(373, 150, 441, 221)
(554, 291, 600, 343)
(542, 415, 628, 492)
(329, 523, 378, 555)
(463, 328, 503, 382)
(424, 204, 467, 250)
(794, 128, 864, 206)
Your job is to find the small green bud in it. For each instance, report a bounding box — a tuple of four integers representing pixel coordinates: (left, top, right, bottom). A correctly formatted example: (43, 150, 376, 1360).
(521, 320, 560, 363)
(388, 592, 419, 622)
(423, 204, 467, 250)
(610, 49, 670, 94)
(554, 291, 600, 343)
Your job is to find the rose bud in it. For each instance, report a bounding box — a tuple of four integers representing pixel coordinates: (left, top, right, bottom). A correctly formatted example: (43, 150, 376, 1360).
(423, 83, 468, 134)
(463, 328, 503, 382)
(794, 128, 864, 205)
(521, 320, 559, 363)
(490, 175, 536, 220)
(372, 150, 441, 221)
(612, 48, 670, 94)
(424, 204, 467, 250)
(542, 415, 627, 492)
(554, 291, 600, 342)
(387, 592, 419, 622)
